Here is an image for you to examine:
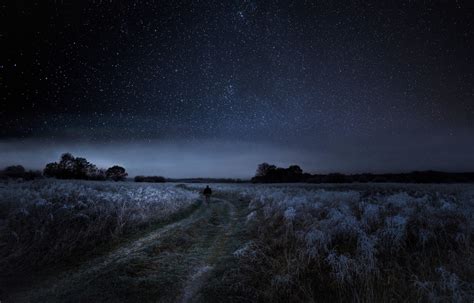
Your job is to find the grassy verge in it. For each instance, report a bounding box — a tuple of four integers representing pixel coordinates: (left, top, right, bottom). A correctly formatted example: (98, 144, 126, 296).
(31, 199, 231, 303)
(2, 199, 203, 301)
(193, 186, 474, 302)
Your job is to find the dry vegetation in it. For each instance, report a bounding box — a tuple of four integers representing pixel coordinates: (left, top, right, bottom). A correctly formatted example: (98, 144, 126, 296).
(1, 181, 473, 302)
(0, 180, 198, 280)
(198, 183, 474, 302)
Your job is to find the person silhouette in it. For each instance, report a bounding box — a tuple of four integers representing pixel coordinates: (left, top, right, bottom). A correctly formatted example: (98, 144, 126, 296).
(203, 185, 212, 203)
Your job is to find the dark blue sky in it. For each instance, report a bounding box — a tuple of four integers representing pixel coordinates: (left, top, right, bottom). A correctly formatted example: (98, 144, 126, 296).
(1, 1, 473, 177)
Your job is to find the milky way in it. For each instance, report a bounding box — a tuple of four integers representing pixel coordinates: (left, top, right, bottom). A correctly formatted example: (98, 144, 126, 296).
(1, 1, 473, 176)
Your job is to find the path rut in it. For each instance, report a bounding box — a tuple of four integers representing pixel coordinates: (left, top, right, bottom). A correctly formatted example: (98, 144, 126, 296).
(6, 197, 242, 303)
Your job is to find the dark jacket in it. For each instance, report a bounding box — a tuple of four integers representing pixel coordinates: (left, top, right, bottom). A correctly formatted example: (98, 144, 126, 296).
(203, 187, 212, 195)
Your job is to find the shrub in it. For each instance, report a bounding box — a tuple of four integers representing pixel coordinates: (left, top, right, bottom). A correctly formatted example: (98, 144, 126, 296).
(106, 165, 128, 181)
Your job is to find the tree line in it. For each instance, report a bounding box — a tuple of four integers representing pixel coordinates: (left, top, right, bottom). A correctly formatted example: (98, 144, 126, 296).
(3, 157, 474, 184)
(252, 163, 306, 183)
(0, 165, 42, 181)
(252, 162, 474, 183)
(43, 153, 128, 181)
(1, 153, 169, 183)
(0, 153, 128, 182)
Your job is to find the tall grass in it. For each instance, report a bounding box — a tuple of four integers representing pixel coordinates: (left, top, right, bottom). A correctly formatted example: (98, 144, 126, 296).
(0, 180, 198, 278)
(203, 184, 474, 302)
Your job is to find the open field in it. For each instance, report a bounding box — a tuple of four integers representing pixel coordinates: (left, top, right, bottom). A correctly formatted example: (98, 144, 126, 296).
(0, 180, 473, 302)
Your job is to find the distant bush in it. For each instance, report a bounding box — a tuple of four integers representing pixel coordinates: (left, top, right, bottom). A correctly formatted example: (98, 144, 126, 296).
(0, 165, 42, 181)
(134, 175, 166, 183)
(106, 165, 128, 181)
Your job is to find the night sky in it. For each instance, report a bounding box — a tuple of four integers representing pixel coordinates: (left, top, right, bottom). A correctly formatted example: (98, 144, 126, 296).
(1, 1, 473, 177)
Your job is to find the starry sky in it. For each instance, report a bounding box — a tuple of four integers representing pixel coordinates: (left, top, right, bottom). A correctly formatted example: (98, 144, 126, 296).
(1, 1, 473, 177)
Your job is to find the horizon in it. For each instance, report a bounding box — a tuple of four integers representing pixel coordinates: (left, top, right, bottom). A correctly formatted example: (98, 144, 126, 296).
(2, 138, 474, 179)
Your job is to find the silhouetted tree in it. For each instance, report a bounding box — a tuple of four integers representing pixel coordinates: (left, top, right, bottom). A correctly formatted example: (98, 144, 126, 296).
(253, 163, 305, 183)
(287, 165, 303, 181)
(256, 163, 277, 177)
(288, 165, 303, 175)
(73, 157, 90, 179)
(51, 153, 75, 179)
(0, 165, 42, 180)
(43, 162, 59, 178)
(87, 167, 107, 180)
(43, 153, 108, 180)
(106, 165, 128, 181)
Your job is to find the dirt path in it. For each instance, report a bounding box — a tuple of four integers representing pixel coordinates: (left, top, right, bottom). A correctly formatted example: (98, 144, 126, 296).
(6, 197, 243, 303)
(177, 197, 238, 303)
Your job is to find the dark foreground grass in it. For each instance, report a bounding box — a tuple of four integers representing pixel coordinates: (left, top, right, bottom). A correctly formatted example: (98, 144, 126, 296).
(0, 180, 200, 299)
(3, 182, 473, 302)
(192, 185, 474, 303)
(20, 198, 240, 303)
(2, 200, 203, 301)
